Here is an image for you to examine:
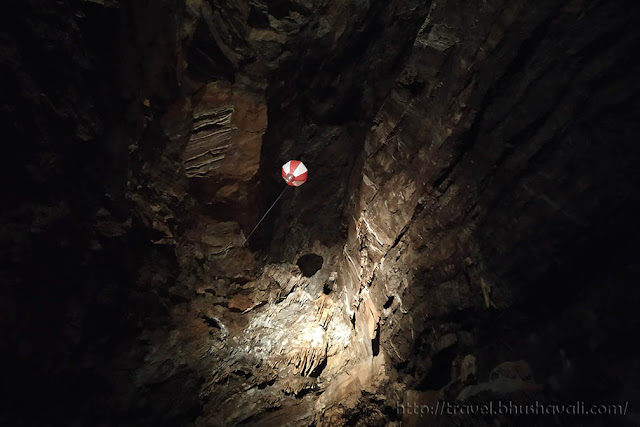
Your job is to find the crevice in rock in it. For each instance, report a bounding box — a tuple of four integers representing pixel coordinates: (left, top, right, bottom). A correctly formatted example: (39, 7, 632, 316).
(417, 344, 458, 391)
(257, 378, 276, 389)
(232, 370, 253, 380)
(383, 296, 394, 309)
(309, 354, 327, 378)
(202, 316, 221, 329)
(296, 253, 323, 277)
(372, 322, 380, 357)
(322, 282, 333, 295)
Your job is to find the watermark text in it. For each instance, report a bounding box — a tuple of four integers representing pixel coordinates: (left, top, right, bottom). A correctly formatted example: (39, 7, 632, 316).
(397, 400, 629, 417)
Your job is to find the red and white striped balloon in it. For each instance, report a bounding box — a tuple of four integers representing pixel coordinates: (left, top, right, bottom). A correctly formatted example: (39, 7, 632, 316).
(281, 160, 308, 186)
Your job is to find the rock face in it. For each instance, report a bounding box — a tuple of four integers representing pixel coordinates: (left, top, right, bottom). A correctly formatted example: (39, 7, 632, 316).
(2, 0, 640, 426)
(183, 82, 267, 181)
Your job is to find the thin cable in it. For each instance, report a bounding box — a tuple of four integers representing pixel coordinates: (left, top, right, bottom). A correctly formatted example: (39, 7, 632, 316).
(242, 185, 289, 246)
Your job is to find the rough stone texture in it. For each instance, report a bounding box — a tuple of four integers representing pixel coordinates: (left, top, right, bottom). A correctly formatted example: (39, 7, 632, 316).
(2, 0, 640, 426)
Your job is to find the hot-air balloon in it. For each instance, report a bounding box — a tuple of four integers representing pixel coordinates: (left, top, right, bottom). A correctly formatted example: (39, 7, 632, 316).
(243, 160, 308, 245)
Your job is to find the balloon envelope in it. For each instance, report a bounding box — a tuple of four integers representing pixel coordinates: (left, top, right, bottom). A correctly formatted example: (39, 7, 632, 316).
(282, 160, 308, 186)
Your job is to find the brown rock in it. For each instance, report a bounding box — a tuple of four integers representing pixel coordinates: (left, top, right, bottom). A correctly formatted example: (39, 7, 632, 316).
(184, 82, 267, 181)
(228, 294, 255, 312)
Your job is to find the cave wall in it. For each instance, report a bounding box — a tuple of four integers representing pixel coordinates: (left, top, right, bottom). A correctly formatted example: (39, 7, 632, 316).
(2, 0, 639, 425)
(0, 1, 187, 424)
(342, 0, 640, 424)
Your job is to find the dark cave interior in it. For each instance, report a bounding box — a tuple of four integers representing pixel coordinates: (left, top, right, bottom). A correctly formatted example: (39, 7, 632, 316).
(1, 0, 640, 426)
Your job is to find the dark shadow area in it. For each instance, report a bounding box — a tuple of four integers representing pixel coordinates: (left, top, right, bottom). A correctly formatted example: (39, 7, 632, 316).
(372, 323, 380, 357)
(417, 344, 458, 391)
(309, 356, 328, 378)
(297, 253, 324, 277)
(185, 20, 236, 83)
